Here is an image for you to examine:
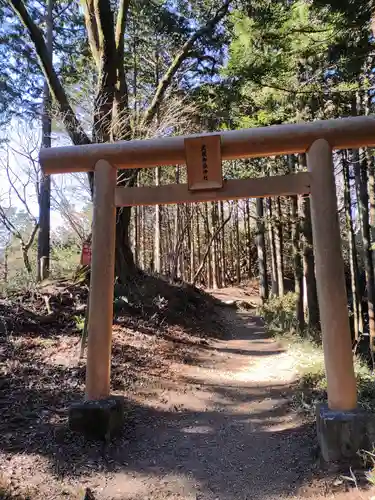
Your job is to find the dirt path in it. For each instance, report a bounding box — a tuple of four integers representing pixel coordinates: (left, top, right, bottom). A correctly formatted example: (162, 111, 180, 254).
(87, 308, 368, 500)
(2, 304, 371, 499)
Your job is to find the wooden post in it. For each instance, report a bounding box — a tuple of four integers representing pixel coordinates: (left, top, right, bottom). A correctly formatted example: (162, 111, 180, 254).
(85, 160, 117, 400)
(307, 139, 357, 411)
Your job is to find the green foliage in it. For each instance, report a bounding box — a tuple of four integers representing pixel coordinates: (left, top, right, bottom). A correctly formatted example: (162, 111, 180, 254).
(0, 271, 37, 297)
(289, 338, 375, 417)
(0, 220, 83, 294)
(223, 0, 374, 130)
(258, 292, 299, 333)
(0, 0, 89, 124)
(73, 314, 85, 332)
(49, 243, 81, 279)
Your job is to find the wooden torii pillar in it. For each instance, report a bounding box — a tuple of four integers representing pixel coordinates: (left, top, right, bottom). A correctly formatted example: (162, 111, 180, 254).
(40, 116, 375, 451)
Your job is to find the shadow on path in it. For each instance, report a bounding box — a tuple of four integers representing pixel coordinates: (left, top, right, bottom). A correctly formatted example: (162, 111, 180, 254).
(0, 306, 320, 500)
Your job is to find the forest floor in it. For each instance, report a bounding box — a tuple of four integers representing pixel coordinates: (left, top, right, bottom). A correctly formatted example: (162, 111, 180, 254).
(0, 282, 374, 499)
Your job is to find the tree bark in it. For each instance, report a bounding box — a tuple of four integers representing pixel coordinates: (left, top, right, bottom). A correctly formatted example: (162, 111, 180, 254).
(133, 204, 139, 267)
(291, 195, 304, 332)
(267, 198, 278, 296)
(154, 166, 161, 273)
(171, 166, 181, 281)
(256, 198, 269, 302)
(210, 203, 219, 289)
(299, 154, 320, 330)
(229, 217, 234, 284)
(190, 207, 195, 283)
(115, 205, 138, 281)
(234, 200, 241, 284)
(196, 207, 201, 267)
(20, 222, 39, 275)
(4, 243, 9, 283)
(219, 200, 226, 286)
(37, 0, 53, 282)
(353, 148, 375, 356)
(275, 197, 285, 296)
(245, 199, 252, 279)
(289, 156, 304, 331)
(21, 245, 32, 274)
(112, 0, 131, 141)
(204, 202, 212, 288)
(343, 152, 362, 341)
(367, 150, 375, 266)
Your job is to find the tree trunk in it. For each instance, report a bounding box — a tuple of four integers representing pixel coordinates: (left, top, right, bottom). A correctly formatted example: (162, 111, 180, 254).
(291, 195, 305, 332)
(229, 204, 235, 283)
(141, 204, 146, 269)
(165, 206, 172, 275)
(343, 152, 362, 341)
(190, 207, 195, 283)
(235, 200, 241, 284)
(299, 154, 320, 330)
(267, 198, 278, 296)
(215, 204, 221, 288)
(353, 148, 375, 356)
(133, 204, 139, 267)
(196, 208, 201, 267)
(245, 199, 252, 279)
(192, 205, 232, 286)
(154, 166, 161, 273)
(210, 202, 219, 289)
(21, 244, 32, 274)
(4, 243, 9, 283)
(37, 0, 53, 282)
(256, 198, 268, 302)
(170, 166, 180, 280)
(10, 0, 232, 287)
(219, 200, 226, 286)
(300, 194, 320, 330)
(204, 202, 212, 288)
(115, 206, 137, 281)
(367, 150, 375, 267)
(275, 197, 285, 296)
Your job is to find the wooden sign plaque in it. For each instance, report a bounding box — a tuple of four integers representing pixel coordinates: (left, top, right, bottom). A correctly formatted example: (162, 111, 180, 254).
(184, 135, 223, 191)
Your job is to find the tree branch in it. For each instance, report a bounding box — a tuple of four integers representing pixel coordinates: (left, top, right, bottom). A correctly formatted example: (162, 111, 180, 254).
(115, 0, 130, 51)
(91, 0, 117, 143)
(25, 221, 39, 251)
(259, 82, 375, 96)
(112, 0, 131, 141)
(81, 0, 100, 66)
(0, 207, 22, 240)
(141, 0, 231, 127)
(9, 0, 91, 146)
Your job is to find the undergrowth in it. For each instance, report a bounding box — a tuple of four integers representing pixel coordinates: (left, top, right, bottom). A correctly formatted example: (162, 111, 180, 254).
(259, 292, 375, 488)
(258, 293, 375, 417)
(258, 293, 298, 334)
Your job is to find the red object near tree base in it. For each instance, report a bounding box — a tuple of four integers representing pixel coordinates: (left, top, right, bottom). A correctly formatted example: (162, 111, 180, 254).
(81, 241, 92, 266)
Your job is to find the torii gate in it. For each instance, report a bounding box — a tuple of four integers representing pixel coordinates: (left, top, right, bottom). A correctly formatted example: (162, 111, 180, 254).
(40, 116, 375, 460)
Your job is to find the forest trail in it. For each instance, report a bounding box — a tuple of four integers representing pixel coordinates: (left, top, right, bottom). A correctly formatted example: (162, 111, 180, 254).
(93, 304, 369, 500)
(2, 290, 371, 500)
